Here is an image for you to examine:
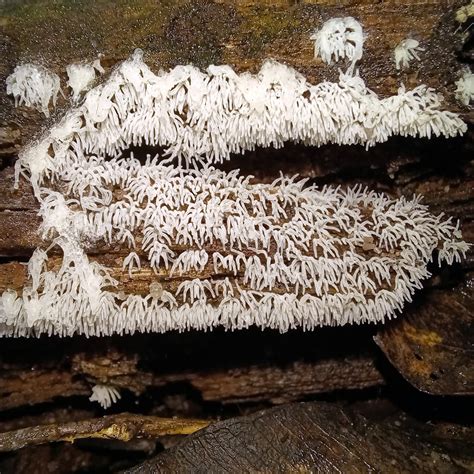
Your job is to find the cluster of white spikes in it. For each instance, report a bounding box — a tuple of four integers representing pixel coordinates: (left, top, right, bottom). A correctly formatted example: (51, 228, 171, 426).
(12, 48, 467, 193)
(310, 17, 364, 74)
(455, 69, 474, 106)
(0, 154, 468, 337)
(66, 59, 104, 102)
(0, 49, 469, 337)
(89, 384, 121, 409)
(6, 59, 104, 116)
(394, 39, 424, 71)
(6, 64, 61, 117)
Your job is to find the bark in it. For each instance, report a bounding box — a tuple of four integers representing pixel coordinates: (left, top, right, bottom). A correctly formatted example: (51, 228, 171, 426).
(375, 275, 474, 395)
(0, 330, 384, 411)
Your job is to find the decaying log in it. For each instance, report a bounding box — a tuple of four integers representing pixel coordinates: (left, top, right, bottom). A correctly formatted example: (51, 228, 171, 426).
(0, 136, 472, 305)
(1, 134, 473, 257)
(0, 330, 384, 411)
(127, 401, 474, 473)
(0, 0, 473, 471)
(1, 0, 473, 160)
(0, 413, 210, 452)
(73, 354, 385, 405)
(0, 369, 89, 412)
(2, 265, 471, 411)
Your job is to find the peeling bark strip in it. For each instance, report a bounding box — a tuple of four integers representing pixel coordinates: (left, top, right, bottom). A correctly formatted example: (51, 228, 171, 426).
(72, 353, 384, 405)
(0, 358, 384, 411)
(0, 414, 210, 452)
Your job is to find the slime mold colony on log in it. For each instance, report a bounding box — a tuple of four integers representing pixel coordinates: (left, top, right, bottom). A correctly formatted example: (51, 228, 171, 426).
(1, 16, 469, 337)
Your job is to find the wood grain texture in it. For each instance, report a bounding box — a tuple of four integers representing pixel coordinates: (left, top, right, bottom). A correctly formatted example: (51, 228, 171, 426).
(0, 329, 384, 411)
(127, 401, 474, 473)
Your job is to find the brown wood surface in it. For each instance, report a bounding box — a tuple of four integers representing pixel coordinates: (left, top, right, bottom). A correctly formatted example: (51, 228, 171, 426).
(375, 275, 474, 395)
(127, 401, 474, 473)
(0, 329, 385, 411)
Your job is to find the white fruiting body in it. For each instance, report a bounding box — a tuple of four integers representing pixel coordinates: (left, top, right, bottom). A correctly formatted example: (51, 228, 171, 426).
(455, 70, 474, 105)
(6, 64, 61, 117)
(66, 59, 104, 102)
(89, 384, 121, 409)
(310, 17, 364, 74)
(0, 51, 468, 337)
(11, 49, 466, 193)
(0, 159, 468, 337)
(394, 39, 424, 71)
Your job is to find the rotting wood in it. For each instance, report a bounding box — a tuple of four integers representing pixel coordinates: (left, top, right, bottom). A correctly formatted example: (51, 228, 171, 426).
(0, 370, 89, 412)
(0, 343, 384, 411)
(74, 356, 385, 405)
(1, 134, 473, 260)
(0, 0, 472, 470)
(126, 401, 474, 473)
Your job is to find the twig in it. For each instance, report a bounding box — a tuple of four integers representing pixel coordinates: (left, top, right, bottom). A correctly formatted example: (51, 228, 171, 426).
(0, 413, 210, 452)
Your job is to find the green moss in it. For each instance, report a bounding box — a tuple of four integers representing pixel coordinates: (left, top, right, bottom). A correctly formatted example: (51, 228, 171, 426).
(236, 5, 302, 58)
(1, 1, 185, 67)
(160, 0, 238, 68)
